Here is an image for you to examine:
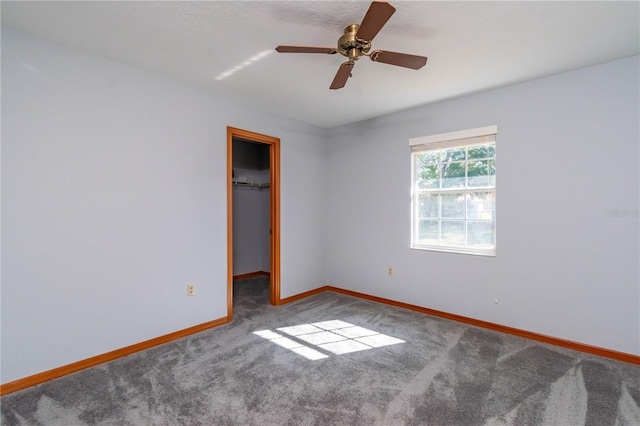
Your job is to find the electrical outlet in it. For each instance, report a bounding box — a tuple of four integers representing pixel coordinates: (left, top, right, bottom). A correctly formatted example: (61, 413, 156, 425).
(387, 267, 393, 276)
(187, 284, 196, 296)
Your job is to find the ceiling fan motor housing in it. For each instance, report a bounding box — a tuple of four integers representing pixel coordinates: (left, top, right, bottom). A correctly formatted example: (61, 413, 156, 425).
(337, 24, 371, 61)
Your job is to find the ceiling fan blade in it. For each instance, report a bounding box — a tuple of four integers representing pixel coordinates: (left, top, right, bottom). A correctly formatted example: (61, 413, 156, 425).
(355, 1, 396, 42)
(275, 46, 337, 54)
(370, 50, 427, 70)
(330, 62, 355, 90)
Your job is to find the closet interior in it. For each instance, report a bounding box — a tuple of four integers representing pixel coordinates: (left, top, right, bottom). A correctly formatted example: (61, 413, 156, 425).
(231, 138, 271, 278)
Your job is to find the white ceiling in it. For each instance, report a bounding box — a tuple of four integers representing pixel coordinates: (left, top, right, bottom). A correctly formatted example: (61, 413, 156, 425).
(2, 1, 638, 128)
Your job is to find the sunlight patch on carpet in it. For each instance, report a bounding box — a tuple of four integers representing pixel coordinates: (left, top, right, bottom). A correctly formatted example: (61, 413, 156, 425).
(253, 320, 405, 360)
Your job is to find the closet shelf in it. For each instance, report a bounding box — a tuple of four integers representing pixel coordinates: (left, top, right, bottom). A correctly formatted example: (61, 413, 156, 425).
(232, 181, 270, 190)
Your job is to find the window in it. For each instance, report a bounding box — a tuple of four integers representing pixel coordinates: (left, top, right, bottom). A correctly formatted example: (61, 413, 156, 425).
(410, 126, 497, 256)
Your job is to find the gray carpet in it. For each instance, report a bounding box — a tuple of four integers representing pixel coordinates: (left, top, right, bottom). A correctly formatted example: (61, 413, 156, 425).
(1, 277, 639, 425)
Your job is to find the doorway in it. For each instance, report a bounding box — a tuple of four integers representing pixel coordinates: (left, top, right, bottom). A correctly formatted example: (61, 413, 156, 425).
(227, 127, 280, 320)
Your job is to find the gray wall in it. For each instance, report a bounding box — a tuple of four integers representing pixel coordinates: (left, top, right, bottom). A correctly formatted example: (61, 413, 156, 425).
(1, 28, 327, 383)
(325, 55, 640, 356)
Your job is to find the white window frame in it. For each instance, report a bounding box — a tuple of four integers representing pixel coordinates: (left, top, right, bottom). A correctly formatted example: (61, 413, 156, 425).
(410, 126, 497, 256)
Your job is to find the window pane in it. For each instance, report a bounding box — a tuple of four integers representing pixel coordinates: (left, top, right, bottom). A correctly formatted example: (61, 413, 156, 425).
(467, 221, 495, 247)
(441, 193, 464, 218)
(441, 220, 464, 246)
(418, 194, 438, 218)
(468, 144, 495, 159)
(487, 159, 495, 186)
(442, 147, 466, 162)
(441, 162, 465, 188)
(415, 153, 440, 189)
(467, 192, 495, 220)
(468, 159, 495, 187)
(417, 219, 439, 245)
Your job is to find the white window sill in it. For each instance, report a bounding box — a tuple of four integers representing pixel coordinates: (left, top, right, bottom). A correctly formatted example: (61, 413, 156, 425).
(410, 245, 496, 257)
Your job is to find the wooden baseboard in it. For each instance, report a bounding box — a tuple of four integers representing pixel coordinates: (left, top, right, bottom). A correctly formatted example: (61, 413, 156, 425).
(0, 316, 230, 396)
(233, 271, 270, 280)
(277, 286, 330, 305)
(323, 286, 640, 366)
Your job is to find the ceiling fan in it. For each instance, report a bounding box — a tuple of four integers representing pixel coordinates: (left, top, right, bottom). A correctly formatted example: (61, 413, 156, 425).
(275, 1, 427, 90)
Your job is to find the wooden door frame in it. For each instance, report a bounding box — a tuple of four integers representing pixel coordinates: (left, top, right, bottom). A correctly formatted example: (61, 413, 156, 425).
(227, 127, 281, 320)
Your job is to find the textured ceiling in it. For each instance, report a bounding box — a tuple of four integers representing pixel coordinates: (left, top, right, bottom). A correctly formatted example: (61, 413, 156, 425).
(2, 1, 639, 128)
